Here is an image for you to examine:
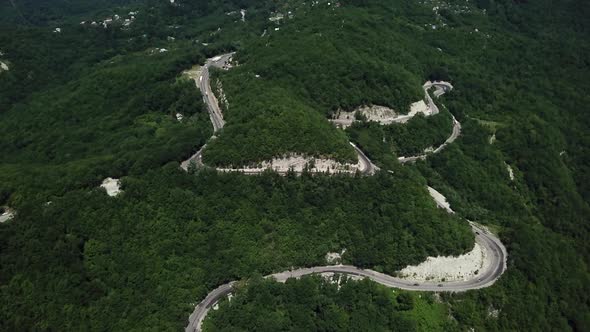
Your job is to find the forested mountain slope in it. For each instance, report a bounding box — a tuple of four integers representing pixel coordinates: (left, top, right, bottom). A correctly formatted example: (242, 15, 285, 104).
(1, 0, 589, 331)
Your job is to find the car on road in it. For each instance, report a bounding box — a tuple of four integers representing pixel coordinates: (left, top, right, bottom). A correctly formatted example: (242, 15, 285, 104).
(413, 283, 420, 286)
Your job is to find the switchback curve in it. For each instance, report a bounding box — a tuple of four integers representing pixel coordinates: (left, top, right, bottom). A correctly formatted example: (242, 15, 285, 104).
(180, 53, 379, 175)
(180, 55, 506, 332)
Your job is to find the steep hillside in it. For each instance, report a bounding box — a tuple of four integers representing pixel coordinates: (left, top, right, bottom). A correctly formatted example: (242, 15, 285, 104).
(0, 0, 589, 331)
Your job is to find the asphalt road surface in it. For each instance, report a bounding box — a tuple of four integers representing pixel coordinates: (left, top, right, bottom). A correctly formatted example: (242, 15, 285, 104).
(398, 114, 461, 163)
(186, 183, 506, 332)
(398, 82, 461, 163)
(185, 221, 507, 332)
(350, 142, 379, 175)
(200, 53, 233, 132)
(181, 64, 505, 331)
(180, 53, 232, 170)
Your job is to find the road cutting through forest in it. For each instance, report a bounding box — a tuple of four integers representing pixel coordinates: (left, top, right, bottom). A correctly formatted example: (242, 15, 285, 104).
(180, 53, 379, 175)
(181, 54, 459, 171)
(397, 81, 462, 163)
(182, 54, 506, 332)
(185, 187, 507, 332)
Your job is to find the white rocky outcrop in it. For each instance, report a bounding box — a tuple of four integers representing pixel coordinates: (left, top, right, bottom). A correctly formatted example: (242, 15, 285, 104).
(398, 242, 490, 282)
(217, 154, 364, 175)
(100, 178, 122, 197)
(506, 163, 515, 181)
(330, 81, 452, 128)
(325, 249, 346, 264)
(0, 208, 15, 223)
(398, 186, 493, 282)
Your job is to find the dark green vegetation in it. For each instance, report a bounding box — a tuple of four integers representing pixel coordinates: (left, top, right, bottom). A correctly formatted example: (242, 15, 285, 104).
(205, 0, 590, 330)
(227, 1, 429, 113)
(202, 1, 433, 165)
(1, 0, 590, 331)
(204, 275, 456, 331)
(0, 0, 263, 25)
(348, 110, 453, 161)
(0, 48, 212, 197)
(0, 0, 257, 197)
(0, 167, 471, 330)
(202, 69, 358, 165)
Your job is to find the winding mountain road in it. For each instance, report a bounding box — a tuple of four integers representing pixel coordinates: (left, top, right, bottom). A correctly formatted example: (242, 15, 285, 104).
(180, 54, 231, 171)
(398, 81, 461, 163)
(181, 53, 379, 175)
(181, 55, 506, 332)
(398, 114, 461, 163)
(350, 142, 379, 175)
(185, 218, 506, 332)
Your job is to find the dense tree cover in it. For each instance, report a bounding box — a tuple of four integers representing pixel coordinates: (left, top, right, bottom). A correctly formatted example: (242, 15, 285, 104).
(0, 0, 260, 109)
(204, 275, 458, 331)
(0, 46, 212, 198)
(1, 0, 589, 331)
(348, 110, 453, 161)
(0, 166, 472, 330)
(0, 26, 135, 109)
(233, 10, 425, 114)
(202, 1, 440, 165)
(412, 119, 590, 330)
(0, 0, 265, 26)
(201, 0, 590, 330)
(202, 71, 358, 165)
(0, 0, 136, 25)
(315, 1, 590, 328)
(0, 0, 267, 197)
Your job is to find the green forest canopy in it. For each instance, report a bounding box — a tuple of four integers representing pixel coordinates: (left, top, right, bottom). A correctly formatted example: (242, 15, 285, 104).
(0, 0, 589, 331)
(204, 275, 457, 331)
